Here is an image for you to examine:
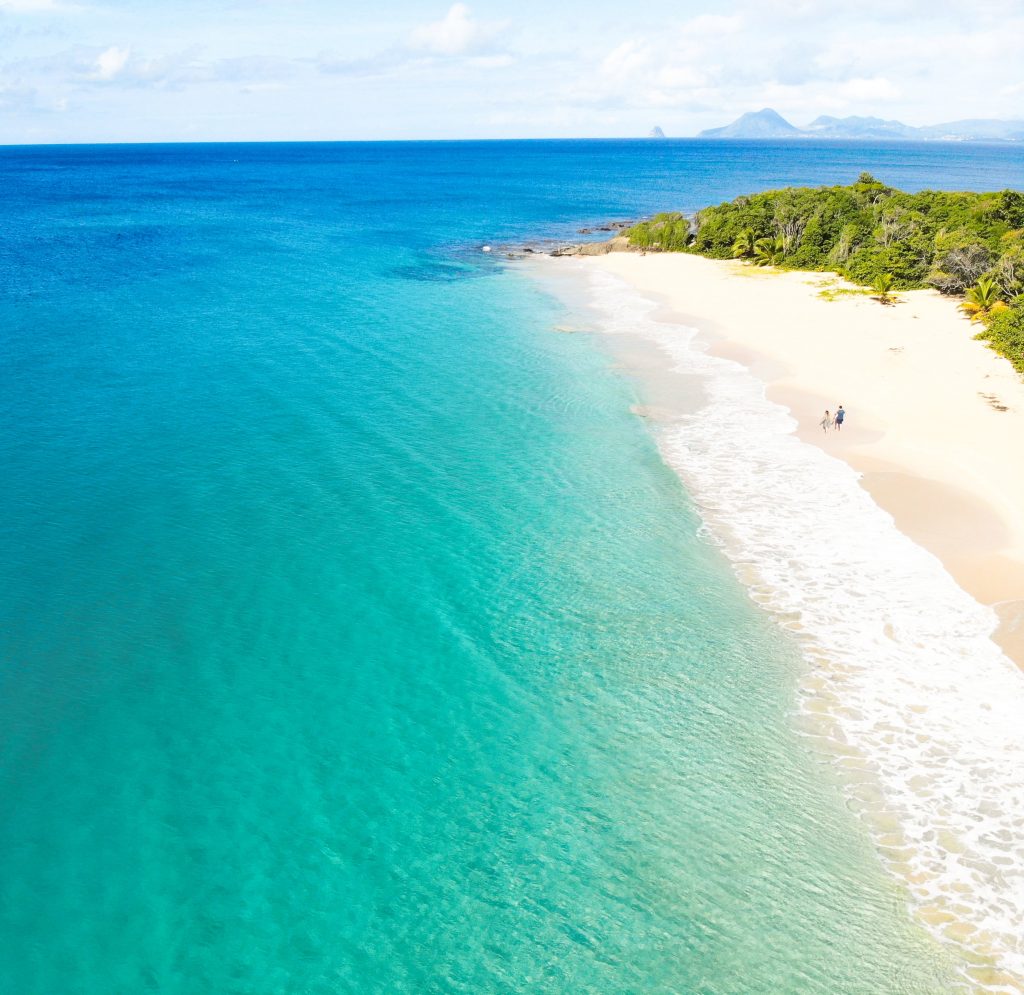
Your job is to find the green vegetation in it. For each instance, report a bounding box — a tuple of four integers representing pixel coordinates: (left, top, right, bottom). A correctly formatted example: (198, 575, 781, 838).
(871, 272, 896, 305)
(753, 236, 787, 267)
(816, 285, 872, 303)
(731, 227, 757, 258)
(625, 174, 1024, 372)
(626, 212, 692, 251)
(962, 275, 1008, 321)
(984, 298, 1024, 364)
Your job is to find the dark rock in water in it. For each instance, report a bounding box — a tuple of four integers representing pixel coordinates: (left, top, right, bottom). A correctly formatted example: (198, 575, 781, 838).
(523, 247, 535, 254)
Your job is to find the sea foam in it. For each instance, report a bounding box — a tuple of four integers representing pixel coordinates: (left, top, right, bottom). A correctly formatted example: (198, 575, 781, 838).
(587, 270, 1024, 992)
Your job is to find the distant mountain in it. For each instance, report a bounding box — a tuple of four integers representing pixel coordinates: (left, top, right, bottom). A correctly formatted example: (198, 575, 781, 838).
(804, 115, 918, 140)
(698, 108, 803, 139)
(698, 108, 1024, 142)
(918, 119, 1024, 142)
(648, 126, 667, 139)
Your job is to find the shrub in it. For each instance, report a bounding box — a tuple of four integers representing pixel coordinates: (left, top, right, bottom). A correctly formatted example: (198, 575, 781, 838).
(978, 300, 1024, 373)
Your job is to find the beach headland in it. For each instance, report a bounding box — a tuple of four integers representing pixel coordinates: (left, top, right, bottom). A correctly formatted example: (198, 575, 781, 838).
(585, 252, 1024, 667)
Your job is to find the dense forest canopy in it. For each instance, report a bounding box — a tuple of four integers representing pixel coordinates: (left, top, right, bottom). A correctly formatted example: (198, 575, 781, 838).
(625, 175, 1024, 372)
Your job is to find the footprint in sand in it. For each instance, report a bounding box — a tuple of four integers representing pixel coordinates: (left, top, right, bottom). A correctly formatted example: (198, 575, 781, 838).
(979, 392, 1009, 412)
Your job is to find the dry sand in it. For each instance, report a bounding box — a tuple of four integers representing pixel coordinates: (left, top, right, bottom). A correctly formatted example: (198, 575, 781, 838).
(587, 252, 1024, 664)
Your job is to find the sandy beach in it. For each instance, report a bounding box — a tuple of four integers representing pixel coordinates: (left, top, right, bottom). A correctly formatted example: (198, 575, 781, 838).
(585, 252, 1024, 666)
(545, 249, 1024, 987)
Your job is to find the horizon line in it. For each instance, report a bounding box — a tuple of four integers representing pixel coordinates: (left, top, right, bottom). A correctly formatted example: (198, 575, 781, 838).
(3, 135, 1023, 149)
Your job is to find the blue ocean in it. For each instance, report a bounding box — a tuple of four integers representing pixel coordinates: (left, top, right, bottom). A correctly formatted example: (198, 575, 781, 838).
(3, 140, 1024, 994)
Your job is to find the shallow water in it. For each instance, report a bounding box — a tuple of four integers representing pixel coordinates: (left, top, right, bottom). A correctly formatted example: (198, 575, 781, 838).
(571, 268, 1024, 990)
(4, 140, 1023, 992)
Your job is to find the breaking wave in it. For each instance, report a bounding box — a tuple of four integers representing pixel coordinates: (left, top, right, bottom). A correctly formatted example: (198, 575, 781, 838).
(587, 269, 1024, 992)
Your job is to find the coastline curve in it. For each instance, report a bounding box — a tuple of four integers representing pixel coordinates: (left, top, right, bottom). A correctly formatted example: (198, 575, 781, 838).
(579, 266, 1024, 992)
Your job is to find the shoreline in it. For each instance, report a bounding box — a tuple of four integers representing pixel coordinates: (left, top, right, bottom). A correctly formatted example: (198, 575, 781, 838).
(581, 253, 1024, 669)
(535, 250, 1024, 986)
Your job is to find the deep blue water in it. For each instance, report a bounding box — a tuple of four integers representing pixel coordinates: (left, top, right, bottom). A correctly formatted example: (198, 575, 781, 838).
(2, 140, 1022, 994)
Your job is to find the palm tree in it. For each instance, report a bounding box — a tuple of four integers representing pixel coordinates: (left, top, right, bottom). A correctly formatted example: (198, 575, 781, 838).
(753, 236, 786, 267)
(961, 276, 1008, 322)
(731, 228, 757, 259)
(872, 272, 896, 304)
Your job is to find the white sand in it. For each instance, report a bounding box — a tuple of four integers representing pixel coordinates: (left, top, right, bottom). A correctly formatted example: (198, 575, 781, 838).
(587, 252, 1024, 663)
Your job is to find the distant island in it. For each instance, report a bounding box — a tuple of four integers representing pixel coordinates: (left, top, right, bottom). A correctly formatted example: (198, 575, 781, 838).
(698, 108, 1024, 142)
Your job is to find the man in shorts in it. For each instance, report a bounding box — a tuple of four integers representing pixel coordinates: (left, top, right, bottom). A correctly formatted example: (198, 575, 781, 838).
(835, 405, 845, 431)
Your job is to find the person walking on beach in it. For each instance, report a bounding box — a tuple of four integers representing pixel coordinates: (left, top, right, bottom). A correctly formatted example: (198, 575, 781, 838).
(820, 409, 832, 433)
(834, 405, 845, 431)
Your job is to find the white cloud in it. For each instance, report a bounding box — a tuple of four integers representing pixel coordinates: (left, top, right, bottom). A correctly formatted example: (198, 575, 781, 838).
(93, 45, 129, 80)
(240, 81, 286, 94)
(467, 54, 514, 70)
(594, 14, 744, 100)
(2, 0, 1024, 140)
(642, 85, 718, 108)
(838, 76, 900, 102)
(410, 4, 504, 57)
(600, 40, 651, 81)
(0, 81, 37, 109)
(566, 2, 1024, 128)
(0, 80, 69, 115)
(684, 14, 743, 35)
(0, 0, 64, 10)
(589, 18, 731, 110)
(318, 4, 513, 80)
(7, 44, 300, 93)
(656, 65, 708, 89)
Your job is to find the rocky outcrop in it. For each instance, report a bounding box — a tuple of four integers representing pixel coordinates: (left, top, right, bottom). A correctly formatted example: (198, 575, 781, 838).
(577, 222, 631, 235)
(550, 235, 633, 257)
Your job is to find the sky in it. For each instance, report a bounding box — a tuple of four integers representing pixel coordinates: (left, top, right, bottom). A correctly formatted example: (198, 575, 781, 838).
(0, 0, 1022, 143)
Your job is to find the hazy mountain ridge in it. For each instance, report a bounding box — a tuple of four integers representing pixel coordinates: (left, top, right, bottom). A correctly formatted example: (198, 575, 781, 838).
(699, 108, 804, 139)
(698, 108, 1024, 142)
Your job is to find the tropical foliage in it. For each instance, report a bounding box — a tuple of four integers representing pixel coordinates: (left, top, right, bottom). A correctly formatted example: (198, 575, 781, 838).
(731, 228, 757, 258)
(961, 275, 1008, 322)
(979, 298, 1024, 369)
(872, 272, 896, 304)
(626, 212, 691, 251)
(753, 236, 786, 267)
(625, 175, 1024, 372)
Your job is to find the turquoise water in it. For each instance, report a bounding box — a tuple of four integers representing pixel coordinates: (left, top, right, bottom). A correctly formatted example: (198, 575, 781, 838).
(5, 141, 1023, 993)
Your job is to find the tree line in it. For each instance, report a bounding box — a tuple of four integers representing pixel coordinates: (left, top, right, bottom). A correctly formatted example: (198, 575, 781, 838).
(625, 174, 1024, 372)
